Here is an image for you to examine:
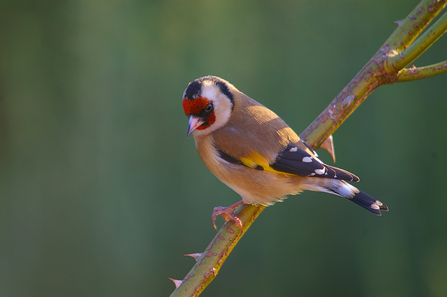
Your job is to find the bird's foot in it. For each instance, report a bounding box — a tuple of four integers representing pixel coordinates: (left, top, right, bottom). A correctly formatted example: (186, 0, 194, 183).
(212, 200, 245, 230)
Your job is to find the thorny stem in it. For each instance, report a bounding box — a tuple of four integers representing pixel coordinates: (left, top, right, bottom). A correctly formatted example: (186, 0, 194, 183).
(386, 0, 447, 54)
(170, 204, 265, 297)
(170, 1, 447, 296)
(389, 3, 447, 68)
(302, 0, 447, 147)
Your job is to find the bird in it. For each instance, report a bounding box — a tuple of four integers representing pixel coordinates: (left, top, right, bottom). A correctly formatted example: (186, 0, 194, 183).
(182, 75, 388, 229)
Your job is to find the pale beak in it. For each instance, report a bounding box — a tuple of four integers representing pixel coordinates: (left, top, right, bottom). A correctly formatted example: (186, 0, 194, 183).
(187, 116, 204, 137)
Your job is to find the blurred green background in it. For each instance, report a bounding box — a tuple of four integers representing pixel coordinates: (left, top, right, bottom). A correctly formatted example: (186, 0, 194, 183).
(1, 1, 447, 296)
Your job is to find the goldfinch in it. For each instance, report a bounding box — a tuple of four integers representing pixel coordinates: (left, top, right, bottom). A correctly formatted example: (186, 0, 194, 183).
(182, 76, 388, 228)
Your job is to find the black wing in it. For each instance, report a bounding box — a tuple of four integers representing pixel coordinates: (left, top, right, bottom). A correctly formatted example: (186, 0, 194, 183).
(270, 144, 359, 182)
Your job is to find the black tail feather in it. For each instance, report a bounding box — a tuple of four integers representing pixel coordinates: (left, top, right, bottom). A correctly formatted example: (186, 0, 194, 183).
(349, 190, 389, 215)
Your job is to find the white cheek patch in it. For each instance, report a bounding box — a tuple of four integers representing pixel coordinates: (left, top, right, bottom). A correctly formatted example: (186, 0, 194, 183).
(199, 84, 233, 133)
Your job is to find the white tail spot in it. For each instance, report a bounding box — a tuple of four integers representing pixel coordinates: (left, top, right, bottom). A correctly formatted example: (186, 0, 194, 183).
(371, 204, 380, 210)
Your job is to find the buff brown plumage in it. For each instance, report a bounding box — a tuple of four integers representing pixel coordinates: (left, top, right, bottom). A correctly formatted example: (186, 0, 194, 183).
(182, 76, 388, 228)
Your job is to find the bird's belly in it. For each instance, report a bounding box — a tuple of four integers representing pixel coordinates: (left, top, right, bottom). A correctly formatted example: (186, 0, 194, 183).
(211, 162, 305, 205)
(195, 135, 304, 205)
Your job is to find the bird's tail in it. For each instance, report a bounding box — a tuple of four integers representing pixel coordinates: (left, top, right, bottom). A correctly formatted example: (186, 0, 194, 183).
(347, 188, 388, 215)
(303, 179, 389, 215)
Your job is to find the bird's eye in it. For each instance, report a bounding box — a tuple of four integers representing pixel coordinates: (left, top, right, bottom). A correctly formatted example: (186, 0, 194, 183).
(205, 103, 213, 112)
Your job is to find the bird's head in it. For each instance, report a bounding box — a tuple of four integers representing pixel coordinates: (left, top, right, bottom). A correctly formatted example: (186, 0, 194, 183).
(182, 76, 234, 137)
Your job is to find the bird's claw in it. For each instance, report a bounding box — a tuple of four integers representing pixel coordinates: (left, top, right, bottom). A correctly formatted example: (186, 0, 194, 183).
(211, 200, 245, 230)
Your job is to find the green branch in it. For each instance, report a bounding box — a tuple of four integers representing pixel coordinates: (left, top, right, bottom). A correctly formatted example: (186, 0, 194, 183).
(390, 7, 447, 70)
(302, 0, 447, 147)
(170, 205, 265, 297)
(397, 60, 447, 82)
(386, 0, 447, 54)
(170, 1, 447, 296)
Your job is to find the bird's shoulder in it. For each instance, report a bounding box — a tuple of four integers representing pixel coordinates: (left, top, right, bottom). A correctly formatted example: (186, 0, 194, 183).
(212, 92, 299, 162)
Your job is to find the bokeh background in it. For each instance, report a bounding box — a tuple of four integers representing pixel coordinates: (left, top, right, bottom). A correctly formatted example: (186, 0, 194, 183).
(1, 1, 446, 296)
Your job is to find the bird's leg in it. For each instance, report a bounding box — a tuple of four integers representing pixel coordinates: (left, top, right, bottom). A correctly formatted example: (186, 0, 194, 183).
(212, 200, 245, 230)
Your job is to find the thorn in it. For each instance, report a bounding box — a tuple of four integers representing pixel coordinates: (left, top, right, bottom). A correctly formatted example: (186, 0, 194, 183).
(394, 19, 403, 26)
(169, 278, 183, 289)
(184, 253, 202, 261)
(320, 135, 336, 163)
